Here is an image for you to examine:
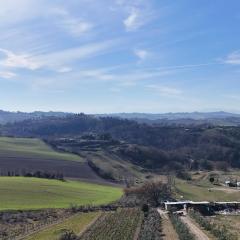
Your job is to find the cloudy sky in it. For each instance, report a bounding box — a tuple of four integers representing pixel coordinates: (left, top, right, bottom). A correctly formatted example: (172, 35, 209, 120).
(0, 0, 240, 113)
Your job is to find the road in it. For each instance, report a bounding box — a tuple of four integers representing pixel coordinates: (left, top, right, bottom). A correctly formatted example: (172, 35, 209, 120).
(180, 215, 210, 240)
(157, 209, 179, 240)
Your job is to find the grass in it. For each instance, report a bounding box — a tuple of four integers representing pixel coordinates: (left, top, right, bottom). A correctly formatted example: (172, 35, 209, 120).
(175, 178, 240, 201)
(0, 177, 122, 210)
(208, 215, 240, 239)
(26, 212, 100, 240)
(0, 136, 83, 162)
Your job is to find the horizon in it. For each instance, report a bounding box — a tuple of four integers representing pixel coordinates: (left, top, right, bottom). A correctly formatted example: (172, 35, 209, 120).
(0, 1, 240, 113)
(1, 108, 240, 115)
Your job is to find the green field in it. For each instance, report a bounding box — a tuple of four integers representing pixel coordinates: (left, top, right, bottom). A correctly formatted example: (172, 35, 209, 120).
(175, 178, 240, 201)
(26, 212, 100, 240)
(0, 177, 122, 210)
(0, 137, 83, 162)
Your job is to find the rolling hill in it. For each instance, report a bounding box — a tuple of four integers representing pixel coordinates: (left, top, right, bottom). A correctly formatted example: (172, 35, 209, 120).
(0, 137, 102, 181)
(0, 177, 122, 210)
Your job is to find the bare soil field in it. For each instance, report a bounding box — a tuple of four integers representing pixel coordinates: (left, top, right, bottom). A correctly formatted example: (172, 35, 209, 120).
(0, 156, 101, 180)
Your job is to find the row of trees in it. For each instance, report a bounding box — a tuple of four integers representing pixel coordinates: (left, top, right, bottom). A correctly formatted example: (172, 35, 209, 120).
(3, 170, 64, 181)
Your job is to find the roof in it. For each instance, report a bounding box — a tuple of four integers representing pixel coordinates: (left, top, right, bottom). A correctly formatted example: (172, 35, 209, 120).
(164, 201, 240, 205)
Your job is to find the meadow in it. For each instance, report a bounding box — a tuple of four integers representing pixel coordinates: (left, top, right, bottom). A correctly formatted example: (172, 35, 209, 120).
(175, 178, 240, 201)
(0, 177, 122, 210)
(0, 137, 83, 162)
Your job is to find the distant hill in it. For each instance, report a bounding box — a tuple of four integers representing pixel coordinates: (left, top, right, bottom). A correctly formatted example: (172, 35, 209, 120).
(97, 112, 240, 126)
(0, 110, 71, 124)
(98, 111, 240, 120)
(1, 114, 240, 172)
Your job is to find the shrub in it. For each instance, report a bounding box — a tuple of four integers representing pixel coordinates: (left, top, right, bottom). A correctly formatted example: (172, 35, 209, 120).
(59, 230, 78, 240)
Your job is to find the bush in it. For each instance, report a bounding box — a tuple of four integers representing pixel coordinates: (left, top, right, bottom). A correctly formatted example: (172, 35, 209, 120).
(59, 230, 78, 240)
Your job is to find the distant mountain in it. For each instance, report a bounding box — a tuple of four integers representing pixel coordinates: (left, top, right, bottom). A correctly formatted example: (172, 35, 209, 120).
(97, 111, 240, 120)
(0, 110, 71, 124)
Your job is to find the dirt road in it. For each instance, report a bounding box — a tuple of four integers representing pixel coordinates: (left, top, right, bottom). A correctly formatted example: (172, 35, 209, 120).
(180, 216, 210, 240)
(157, 209, 179, 240)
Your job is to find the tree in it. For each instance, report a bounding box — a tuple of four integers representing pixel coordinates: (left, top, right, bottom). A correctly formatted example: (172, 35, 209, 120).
(209, 177, 215, 184)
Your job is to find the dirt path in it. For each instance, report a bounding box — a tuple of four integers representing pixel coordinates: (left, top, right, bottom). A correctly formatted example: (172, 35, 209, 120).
(157, 209, 179, 240)
(180, 216, 210, 240)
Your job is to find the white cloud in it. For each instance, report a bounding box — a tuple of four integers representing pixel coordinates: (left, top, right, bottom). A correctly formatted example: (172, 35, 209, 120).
(124, 8, 140, 31)
(0, 48, 40, 70)
(52, 8, 93, 37)
(224, 51, 240, 65)
(57, 67, 72, 73)
(0, 71, 16, 79)
(36, 40, 118, 70)
(147, 84, 182, 97)
(0, 40, 118, 71)
(134, 49, 150, 61)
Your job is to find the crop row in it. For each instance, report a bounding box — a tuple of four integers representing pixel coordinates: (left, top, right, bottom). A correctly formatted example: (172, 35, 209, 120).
(169, 213, 195, 240)
(138, 209, 163, 240)
(79, 208, 143, 240)
(189, 210, 237, 240)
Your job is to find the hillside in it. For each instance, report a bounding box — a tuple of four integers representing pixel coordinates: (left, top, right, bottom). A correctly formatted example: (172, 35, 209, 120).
(0, 177, 122, 210)
(0, 137, 103, 181)
(0, 110, 70, 124)
(1, 114, 240, 174)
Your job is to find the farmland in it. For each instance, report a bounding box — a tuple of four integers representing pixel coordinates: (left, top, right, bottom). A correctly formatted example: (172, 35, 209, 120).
(79, 208, 143, 240)
(26, 212, 100, 240)
(207, 215, 240, 239)
(175, 178, 240, 201)
(0, 137, 82, 161)
(0, 137, 102, 180)
(0, 177, 122, 210)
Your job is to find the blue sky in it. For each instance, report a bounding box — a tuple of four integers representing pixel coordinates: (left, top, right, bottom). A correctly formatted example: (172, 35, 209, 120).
(0, 0, 240, 113)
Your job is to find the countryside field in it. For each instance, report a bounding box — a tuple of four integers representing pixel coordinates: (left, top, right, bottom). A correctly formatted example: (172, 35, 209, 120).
(175, 172, 240, 201)
(0, 177, 122, 210)
(26, 212, 100, 240)
(0, 137, 83, 161)
(0, 137, 104, 179)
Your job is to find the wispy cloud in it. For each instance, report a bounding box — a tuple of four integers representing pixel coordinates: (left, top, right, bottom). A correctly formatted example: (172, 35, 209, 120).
(124, 8, 142, 31)
(52, 8, 93, 37)
(0, 40, 118, 71)
(224, 51, 240, 65)
(134, 49, 150, 61)
(0, 71, 16, 79)
(147, 84, 183, 97)
(0, 48, 40, 70)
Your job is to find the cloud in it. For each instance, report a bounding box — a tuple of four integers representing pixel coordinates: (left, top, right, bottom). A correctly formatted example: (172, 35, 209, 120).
(0, 0, 44, 25)
(124, 8, 141, 31)
(147, 84, 182, 97)
(36, 40, 118, 70)
(0, 40, 118, 71)
(57, 67, 72, 73)
(52, 8, 93, 37)
(134, 49, 150, 61)
(224, 51, 240, 65)
(0, 71, 16, 79)
(0, 48, 40, 70)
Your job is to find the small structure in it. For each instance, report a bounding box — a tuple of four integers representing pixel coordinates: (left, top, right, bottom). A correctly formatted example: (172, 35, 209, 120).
(164, 201, 240, 214)
(225, 180, 230, 186)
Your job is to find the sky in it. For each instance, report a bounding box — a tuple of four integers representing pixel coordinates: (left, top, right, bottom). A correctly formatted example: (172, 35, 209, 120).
(0, 0, 240, 113)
